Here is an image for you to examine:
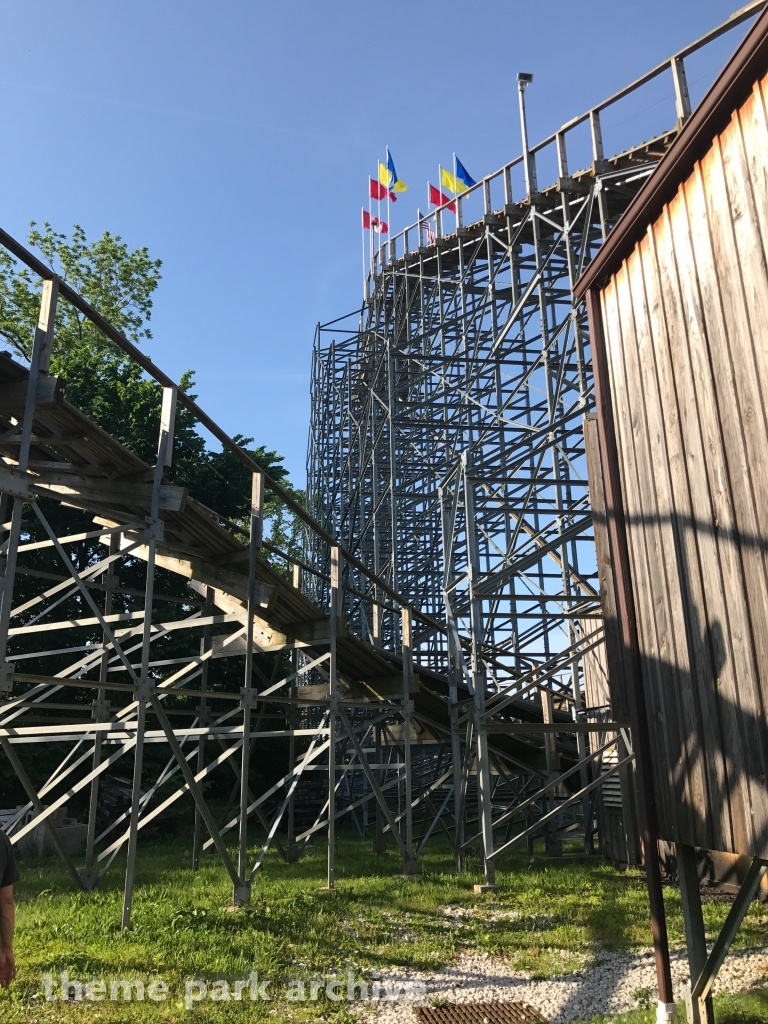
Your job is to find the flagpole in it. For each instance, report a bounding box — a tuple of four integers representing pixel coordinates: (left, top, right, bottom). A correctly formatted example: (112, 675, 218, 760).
(453, 151, 460, 230)
(438, 165, 443, 238)
(369, 186, 374, 278)
(386, 145, 391, 258)
(361, 207, 367, 303)
(378, 154, 385, 268)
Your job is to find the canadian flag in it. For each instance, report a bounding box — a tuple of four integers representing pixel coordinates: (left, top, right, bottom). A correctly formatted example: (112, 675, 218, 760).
(362, 211, 388, 233)
(369, 178, 395, 202)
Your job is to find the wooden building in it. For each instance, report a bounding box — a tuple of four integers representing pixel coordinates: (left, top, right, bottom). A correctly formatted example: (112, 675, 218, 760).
(577, 5, 768, 863)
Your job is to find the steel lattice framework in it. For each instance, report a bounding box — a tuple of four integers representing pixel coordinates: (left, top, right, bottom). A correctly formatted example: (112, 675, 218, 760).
(307, 3, 768, 881)
(308, 126, 676, 684)
(1, 5, 765, 926)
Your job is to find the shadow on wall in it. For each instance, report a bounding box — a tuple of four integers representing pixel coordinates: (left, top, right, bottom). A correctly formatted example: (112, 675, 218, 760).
(597, 505, 768, 861)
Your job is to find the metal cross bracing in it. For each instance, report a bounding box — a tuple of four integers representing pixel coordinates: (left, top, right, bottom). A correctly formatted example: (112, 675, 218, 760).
(0, 226, 591, 918)
(0, 227, 495, 923)
(306, 2, 768, 882)
(1, 6, 765, 932)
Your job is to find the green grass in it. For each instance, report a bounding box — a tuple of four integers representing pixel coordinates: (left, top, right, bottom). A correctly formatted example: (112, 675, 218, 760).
(582, 988, 768, 1024)
(1, 832, 766, 1022)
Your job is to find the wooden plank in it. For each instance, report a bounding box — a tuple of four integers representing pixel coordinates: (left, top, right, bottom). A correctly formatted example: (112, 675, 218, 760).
(360, 672, 420, 697)
(683, 149, 758, 858)
(639, 227, 711, 844)
(601, 277, 678, 839)
(651, 197, 729, 847)
(736, 72, 768, 738)
(728, 82, 768, 615)
(603, 273, 679, 834)
(694, 123, 768, 852)
(126, 545, 274, 611)
(609, 258, 682, 841)
(737, 76, 768, 285)
(667, 179, 753, 853)
(0, 375, 64, 410)
(583, 414, 629, 722)
(33, 473, 187, 512)
(626, 238, 701, 842)
(647, 203, 731, 853)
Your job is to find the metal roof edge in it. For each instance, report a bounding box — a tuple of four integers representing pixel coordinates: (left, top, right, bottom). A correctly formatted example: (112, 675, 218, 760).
(574, 6, 768, 300)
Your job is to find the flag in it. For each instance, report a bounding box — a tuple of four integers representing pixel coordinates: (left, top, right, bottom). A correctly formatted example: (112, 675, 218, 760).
(376, 163, 398, 201)
(363, 210, 388, 233)
(369, 178, 389, 201)
(441, 167, 461, 194)
(380, 151, 408, 194)
(441, 159, 476, 195)
(387, 150, 408, 193)
(429, 183, 455, 213)
(455, 157, 476, 190)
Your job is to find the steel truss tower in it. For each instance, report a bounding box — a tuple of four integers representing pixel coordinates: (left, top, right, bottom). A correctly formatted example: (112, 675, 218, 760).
(307, 4, 767, 876)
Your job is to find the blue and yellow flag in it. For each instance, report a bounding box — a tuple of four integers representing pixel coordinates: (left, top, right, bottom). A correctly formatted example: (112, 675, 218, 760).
(456, 157, 476, 189)
(441, 167, 463, 194)
(380, 150, 408, 194)
(441, 158, 476, 194)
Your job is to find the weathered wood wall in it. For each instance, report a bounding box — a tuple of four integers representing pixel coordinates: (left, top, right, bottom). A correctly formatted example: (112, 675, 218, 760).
(582, 414, 641, 865)
(599, 72, 768, 857)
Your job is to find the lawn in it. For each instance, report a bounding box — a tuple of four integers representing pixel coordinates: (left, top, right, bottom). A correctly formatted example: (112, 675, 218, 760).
(1, 831, 767, 1022)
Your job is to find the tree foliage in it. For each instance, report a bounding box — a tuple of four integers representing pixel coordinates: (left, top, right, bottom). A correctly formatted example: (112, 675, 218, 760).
(0, 222, 304, 539)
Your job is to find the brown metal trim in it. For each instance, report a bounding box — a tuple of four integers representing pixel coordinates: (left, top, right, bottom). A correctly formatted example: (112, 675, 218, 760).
(586, 286, 674, 1005)
(575, 6, 768, 300)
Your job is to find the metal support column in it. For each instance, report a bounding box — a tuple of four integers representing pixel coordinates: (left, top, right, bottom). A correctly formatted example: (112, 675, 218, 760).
(286, 563, 300, 861)
(122, 384, 177, 930)
(541, 687, 563, 857)
(235, 470, 263, 906)
(463, 456, 496, 886)
(401, 606, 418, 875)
(192, 586, 214, 870)
(326, 544, 340, 888)
(84, 533, 119, 887)
(373, 722, 385, 853)
(678, 844, 714, 1024)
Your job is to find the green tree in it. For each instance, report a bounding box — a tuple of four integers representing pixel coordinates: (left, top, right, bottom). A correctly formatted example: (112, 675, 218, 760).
(0, 222, 305, 538)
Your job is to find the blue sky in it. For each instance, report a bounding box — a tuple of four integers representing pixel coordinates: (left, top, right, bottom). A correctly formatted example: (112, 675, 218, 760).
(0, 1, 758, 483)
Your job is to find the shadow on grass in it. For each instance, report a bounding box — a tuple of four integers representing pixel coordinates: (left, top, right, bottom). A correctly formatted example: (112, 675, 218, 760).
(5, 831, 768, 1017)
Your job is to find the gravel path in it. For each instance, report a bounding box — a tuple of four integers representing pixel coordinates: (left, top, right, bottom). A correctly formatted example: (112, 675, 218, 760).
(360, 946, 768, 1022)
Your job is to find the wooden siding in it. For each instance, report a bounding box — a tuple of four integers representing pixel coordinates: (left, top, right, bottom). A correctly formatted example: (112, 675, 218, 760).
(583, 413, 631, 724)
(600, 72, 768, 857)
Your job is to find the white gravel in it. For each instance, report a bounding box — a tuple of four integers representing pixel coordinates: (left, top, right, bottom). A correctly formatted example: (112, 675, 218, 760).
(360, 946, 768, 1022)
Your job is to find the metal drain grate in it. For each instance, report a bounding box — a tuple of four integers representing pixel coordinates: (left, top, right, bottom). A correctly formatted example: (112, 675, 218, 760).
(415, 1001, 547, 1024)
